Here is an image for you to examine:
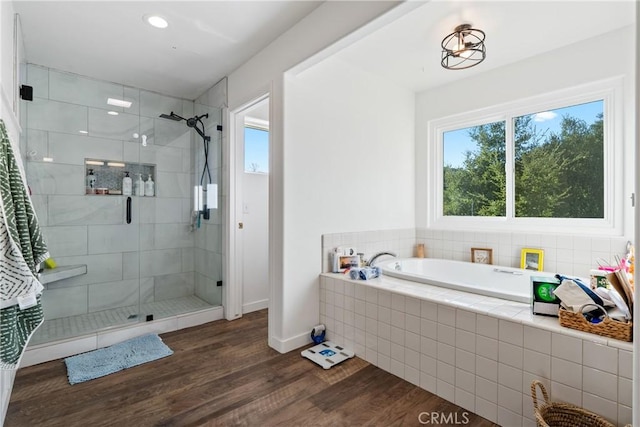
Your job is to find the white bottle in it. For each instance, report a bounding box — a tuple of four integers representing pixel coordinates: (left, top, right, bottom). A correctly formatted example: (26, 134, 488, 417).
(122, 171, 132, 196)
(144, 174, 155, 197)
(134, 173, 144, 196)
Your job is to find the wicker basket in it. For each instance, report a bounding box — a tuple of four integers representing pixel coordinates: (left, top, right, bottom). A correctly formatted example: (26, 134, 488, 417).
(531, 380, 615, 427)
(558, 304, 632, 342)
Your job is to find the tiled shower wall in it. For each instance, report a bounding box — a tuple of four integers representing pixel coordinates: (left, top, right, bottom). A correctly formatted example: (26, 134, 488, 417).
(191, 80, 227, 304)
(322, 228, 630, 278)
(22, 64, 219, 320)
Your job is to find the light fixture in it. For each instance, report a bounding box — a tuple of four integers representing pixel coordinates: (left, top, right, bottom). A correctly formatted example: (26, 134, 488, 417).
(42, 157, 54, 162)
(107, 162, 126, 168)
(78, 130, 88, 134)
(146, 15, 168, 29)
(441, 24, 486, 70)
(107, 98, 132, 108)
(85, 160, 104, 166)
(108, 111, 119, 116)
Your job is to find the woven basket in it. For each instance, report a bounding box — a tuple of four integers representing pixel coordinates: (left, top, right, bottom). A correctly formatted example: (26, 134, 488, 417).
(558, 304, 632, 342)
(531, 380, 615, 427)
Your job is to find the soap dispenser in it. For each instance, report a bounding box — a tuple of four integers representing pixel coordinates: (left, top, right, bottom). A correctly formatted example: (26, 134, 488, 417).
(134, 173, 144, 196)
(86, 169, 96, 194)
(122, 171, 132, 196)
(144, 174, 155, 197)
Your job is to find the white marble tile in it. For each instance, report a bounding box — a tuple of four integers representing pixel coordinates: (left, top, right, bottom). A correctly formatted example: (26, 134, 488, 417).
(140, 145, 184, 172)
(582, 366, 617, 402)
(498, 363, 523, 392)
(154, 272, 195, 301)
(195, 273, 221, 305)
(156, 171, 190, 198)
(523, 349, 551, 379)
(41, 285, 88, 319)
(53, 253, 122, 287)
(581, 392, 617, 425)
(41, 225, 87, 257)
(181, 247, 195, 272)
(499, 320, 523, 346)
(618, 350, 632, 379)
(25, 128, 48, 161)
(27, 162, 84, 195)
(48, 195, 124, 225)
(140, 90, 184, 119)
(476, 337, 498, 360)
(498, 384, 522, 414)
(88, 224, 139, 254)
(49, 69, 124, 110)
(551, 332, 582, 362)
(523, 325, 551, 354)
(582, 341, 617, 375)
(153, 118, 192, 148)
(551, 381, 582, 407)
(499, 341, 523, 369)
(477, 314, 498, 339)
(88, 108, 139, 141)
(27, 98, 88, 134)
(476, 356, 498, 381)
(475, 397, 497, 423)
(48, 132, 123, 165)
(139, 248, 183, 277)
(153, 223, 194, 250)
(551, 357, 582, 389)
(88, 279, 140, 312)
(26, 64, 49, 99)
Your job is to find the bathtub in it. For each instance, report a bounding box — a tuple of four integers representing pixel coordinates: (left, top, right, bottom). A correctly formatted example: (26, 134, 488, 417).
(378, 258, 541, 303)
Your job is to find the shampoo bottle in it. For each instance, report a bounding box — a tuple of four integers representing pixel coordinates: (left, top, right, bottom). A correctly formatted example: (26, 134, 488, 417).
(122, 171, 132, 196)
(86, 169, 96, 194)
(134, 173, 144, 196)
(144, 174, 155, 197)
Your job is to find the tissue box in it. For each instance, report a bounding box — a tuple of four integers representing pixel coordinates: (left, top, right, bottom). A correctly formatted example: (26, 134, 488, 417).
(532, 276, 561, 317)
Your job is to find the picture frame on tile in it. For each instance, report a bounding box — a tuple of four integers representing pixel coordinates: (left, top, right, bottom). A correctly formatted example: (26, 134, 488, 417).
(471, 247, 493, 264)
(521, 248, 544, 271)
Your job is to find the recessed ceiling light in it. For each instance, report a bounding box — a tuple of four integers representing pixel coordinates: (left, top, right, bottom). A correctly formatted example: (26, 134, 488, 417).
(78, 130, 88, 134)
(108, 111, 119, 116)
(146, 15, 168, 29)
(107, 98, 132, 108)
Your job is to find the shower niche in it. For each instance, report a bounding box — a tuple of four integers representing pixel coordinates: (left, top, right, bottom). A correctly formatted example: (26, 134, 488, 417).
(85, 159, 156, 196)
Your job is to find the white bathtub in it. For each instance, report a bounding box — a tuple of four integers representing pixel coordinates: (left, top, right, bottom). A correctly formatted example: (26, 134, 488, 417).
(378, 258, 541, 303)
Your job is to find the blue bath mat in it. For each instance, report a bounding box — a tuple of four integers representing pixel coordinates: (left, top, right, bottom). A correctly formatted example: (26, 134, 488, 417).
(64, 334, 173, 385)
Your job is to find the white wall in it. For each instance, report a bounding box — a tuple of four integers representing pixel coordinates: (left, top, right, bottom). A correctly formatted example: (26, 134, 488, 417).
(226, 1, 403, 352)
(282, 55, 415, 347)
(415, 26, 636, 239)
(242, 172, 269, 312)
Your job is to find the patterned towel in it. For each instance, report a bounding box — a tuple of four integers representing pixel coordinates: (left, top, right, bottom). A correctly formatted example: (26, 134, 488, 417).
(0, 119, 49, 369)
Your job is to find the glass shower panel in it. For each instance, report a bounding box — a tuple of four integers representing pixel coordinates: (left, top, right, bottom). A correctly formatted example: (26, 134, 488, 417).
(24, 65, 143, 345)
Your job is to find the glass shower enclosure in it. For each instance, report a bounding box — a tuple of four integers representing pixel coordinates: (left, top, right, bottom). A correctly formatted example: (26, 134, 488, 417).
(22, 65, 223, 345)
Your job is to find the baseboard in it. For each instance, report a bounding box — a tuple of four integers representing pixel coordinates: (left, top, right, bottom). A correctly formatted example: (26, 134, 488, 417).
(242, 299, 268, 314)
(268, 330, 312, 354)
(0, 369, 16, 427)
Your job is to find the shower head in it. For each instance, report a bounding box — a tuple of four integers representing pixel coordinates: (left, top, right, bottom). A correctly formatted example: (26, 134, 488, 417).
(159, 112, 185, 121)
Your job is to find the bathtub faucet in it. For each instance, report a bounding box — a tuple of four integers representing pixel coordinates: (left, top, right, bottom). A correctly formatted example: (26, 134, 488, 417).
(367, 251, 397, 266)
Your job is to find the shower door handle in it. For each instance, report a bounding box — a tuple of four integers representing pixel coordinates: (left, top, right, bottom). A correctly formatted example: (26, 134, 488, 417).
(126, 197, 132, 224)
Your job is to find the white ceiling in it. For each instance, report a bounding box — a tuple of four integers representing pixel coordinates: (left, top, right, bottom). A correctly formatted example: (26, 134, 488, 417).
(335, 1, 636, 93)
(13, 1, 322, 100)
(13, 1, 636, 102)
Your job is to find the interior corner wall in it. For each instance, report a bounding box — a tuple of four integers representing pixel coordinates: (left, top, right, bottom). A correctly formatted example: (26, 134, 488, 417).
(225, 1, 401, 352)
(282, 56, 415, 346)
(415, 26, 636, 237)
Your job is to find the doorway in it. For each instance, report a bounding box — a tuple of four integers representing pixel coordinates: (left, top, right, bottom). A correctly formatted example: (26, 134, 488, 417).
(228, 95, 270, 318)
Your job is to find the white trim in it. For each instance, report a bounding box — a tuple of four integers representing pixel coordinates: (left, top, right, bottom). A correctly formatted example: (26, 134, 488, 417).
(268, 330, 311, 354)
(427, 77, 625, 236)
(244, 117, 269, 131)
(242, 299, 269, 314)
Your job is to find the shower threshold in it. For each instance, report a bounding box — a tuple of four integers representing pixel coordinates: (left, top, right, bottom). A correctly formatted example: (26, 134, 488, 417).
(30, 295, 214, 346)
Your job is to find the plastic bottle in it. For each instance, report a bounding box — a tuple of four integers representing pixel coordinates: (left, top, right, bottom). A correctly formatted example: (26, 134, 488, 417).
(134, 173, 144, 196)
(122, 171, 132, 196)
(144, 174, 155, 197)
(86, 169, 96, 194)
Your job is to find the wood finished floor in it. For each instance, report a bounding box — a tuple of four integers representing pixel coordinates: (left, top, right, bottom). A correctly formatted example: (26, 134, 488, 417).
(7, 310, 498, 427)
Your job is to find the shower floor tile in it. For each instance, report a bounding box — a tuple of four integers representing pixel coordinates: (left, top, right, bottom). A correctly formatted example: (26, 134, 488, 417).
(30, 295, 214, 346)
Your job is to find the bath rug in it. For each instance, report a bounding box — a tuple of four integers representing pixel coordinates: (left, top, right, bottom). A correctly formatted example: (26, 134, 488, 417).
(64, 333, 173, 384)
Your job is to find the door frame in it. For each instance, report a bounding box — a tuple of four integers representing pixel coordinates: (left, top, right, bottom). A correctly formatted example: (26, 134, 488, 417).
(226, 92, 270, 320)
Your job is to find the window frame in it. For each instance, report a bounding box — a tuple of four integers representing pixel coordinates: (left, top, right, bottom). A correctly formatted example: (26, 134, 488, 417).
(427, 77, 624, 236)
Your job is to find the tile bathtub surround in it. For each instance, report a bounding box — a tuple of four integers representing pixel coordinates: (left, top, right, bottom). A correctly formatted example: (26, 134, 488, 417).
(322, 228, 629, 277)
(416, 228, 630, 278)
(319, 273, 633, 427)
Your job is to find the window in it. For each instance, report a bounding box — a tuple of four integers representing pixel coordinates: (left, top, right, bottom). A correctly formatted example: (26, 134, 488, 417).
(430, 79, 622, 235)
(244, 126, 269, 173)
